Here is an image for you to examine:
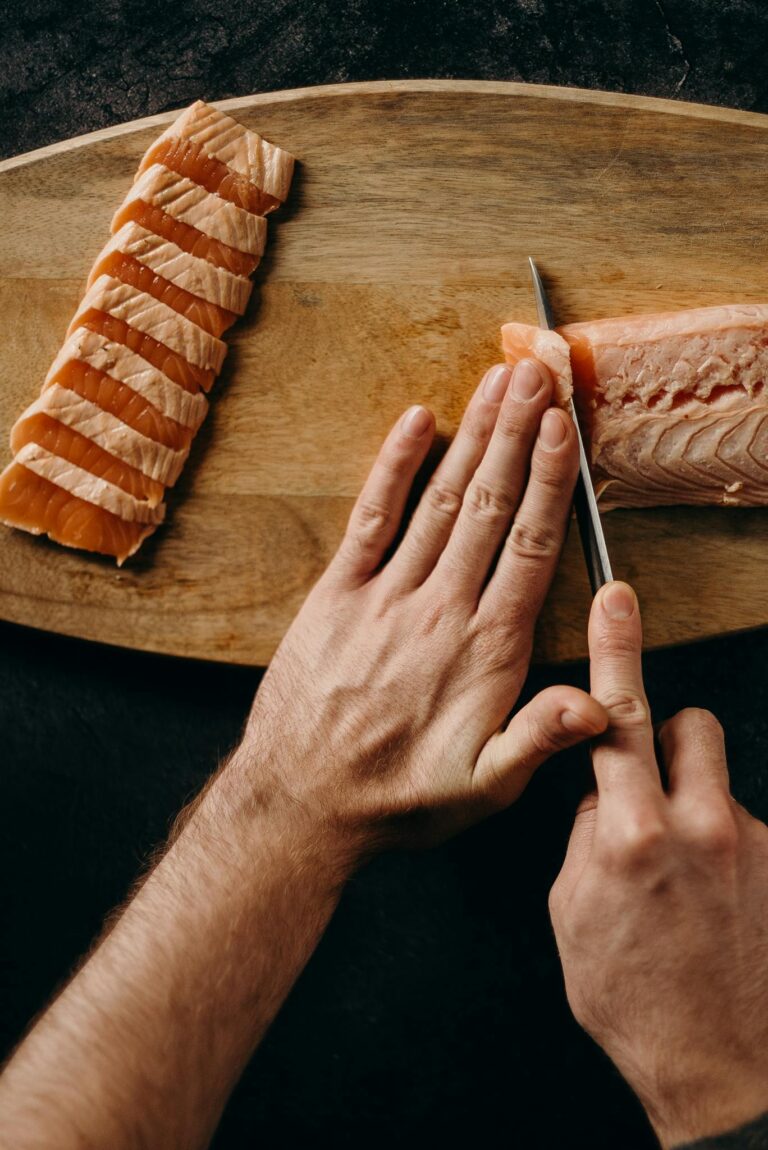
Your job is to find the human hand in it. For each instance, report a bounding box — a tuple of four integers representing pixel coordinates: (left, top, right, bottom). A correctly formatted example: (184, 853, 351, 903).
(549, 582, 768, 1148)
(228, 360, 607, 861)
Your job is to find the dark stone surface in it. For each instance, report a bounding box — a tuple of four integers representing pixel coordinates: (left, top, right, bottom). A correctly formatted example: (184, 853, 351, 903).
(3, 0, 768, 161)
(2, 3, 768, 1147)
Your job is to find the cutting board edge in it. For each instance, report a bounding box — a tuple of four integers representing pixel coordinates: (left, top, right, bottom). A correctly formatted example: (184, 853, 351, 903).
(4, 595, 766, 670)
(2, 79, 767, 173)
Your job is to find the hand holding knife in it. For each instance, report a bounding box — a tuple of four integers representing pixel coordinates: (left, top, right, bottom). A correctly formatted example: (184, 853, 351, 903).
(528, 258, 613, 594)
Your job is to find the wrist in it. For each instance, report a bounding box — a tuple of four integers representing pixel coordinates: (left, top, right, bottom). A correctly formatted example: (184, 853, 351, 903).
(194, 743, 361, 892)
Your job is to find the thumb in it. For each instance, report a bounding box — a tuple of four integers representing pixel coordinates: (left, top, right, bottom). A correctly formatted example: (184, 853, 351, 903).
(474, 685, 608, 810)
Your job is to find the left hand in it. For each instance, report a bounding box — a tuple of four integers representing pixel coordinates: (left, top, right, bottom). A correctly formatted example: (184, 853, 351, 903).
(229, 359, 607, 861)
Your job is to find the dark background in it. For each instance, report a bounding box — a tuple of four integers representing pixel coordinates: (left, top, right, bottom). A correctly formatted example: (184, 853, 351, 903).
(2, 2, 768, 1147)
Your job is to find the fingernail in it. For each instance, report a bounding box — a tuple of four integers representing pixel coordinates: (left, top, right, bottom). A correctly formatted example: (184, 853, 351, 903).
(539, 409, 567, 450)
(561, 709, 598, 734)
(511, 359, 545, 402)
(602, 581, 636, 619)
(402, 405, 431, 438)
(482, 364, 512, 403)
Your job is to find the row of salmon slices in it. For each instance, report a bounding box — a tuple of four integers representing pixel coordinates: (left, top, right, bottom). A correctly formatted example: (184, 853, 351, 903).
(0, 100, 295, 563)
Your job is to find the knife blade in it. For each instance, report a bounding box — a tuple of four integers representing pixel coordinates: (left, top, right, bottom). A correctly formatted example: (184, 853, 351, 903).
(527, 257, 613, 594)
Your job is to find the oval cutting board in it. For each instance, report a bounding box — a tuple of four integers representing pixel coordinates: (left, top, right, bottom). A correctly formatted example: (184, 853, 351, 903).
(1, 80, 767, 665)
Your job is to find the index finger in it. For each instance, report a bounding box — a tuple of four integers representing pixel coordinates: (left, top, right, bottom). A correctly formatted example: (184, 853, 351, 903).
(589, 581, 662, 808)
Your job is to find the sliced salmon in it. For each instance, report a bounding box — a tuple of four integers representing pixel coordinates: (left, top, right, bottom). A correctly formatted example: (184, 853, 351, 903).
(47, 330, 209, 431)
(141, 138, 279, 218)
(69, 276, 227, 374)
(137, 100, 294, 215)
(44, 360, 194, 454)
(10, 412, 165, 506)
(77, 311, 216, 394)
(0, 99, 295, 563)
(90, 224, 252, 316)
(113, 165, 267, 257)
(501, 304, 768, 508)
(86, 251, 236, 338)
(12, 385, 189, 486)
(14, 443, 165, 525)
(0, 461, 157, 563)
(113, 199, 260, 277)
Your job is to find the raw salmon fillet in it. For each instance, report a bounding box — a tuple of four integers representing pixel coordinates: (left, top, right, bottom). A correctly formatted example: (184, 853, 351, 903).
(0, 100, 294, 563)
(502, 304, 768, 508)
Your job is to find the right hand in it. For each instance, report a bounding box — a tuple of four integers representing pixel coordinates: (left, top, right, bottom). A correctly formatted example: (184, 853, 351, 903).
(549, 581, 768, 1149)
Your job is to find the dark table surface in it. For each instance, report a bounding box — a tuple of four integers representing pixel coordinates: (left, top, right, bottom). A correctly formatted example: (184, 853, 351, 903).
(2, 3, 768, 1147)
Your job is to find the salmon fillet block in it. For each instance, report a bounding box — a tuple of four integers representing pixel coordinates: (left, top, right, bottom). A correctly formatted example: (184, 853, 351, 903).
(502, 304, 768, 509)
(0, 100, 294, 564)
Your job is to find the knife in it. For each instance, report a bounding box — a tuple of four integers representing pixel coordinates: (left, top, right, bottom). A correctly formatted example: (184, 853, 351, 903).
(527, 258, 613, 594)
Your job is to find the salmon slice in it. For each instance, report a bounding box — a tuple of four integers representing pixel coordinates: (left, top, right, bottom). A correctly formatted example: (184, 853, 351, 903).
(45, 360, 194, 454)
(78, 311, 215, 394)
(10, 412, 165, 506)
(137, 100, 294, 215)
(69, 276, 227, 373)
(140, 138, 281, 217)
(0, 459, 157, 564)
(87, 250, 237, 338)
(89, 224, 252, 316)
(113, 164, 267, 257)
(47, 330, 209, 431)
(13, 385, 189, 486)
(113, 199, 260, 277)
(501, 304, 768, 508)
(14, 443, 165, 525)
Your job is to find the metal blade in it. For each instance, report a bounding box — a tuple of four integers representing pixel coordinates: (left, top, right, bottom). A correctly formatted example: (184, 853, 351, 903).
(527, 258, 613, 594)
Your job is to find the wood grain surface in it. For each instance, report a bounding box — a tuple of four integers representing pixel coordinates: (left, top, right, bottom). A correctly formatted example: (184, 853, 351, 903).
(1, 79, 767, 665)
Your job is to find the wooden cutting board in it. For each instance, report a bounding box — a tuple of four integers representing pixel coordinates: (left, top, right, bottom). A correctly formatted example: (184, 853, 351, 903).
(1, 80, 767, 665)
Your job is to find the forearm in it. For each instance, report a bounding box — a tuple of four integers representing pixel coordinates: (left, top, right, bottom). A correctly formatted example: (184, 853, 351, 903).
(0, 752, 350, 1150)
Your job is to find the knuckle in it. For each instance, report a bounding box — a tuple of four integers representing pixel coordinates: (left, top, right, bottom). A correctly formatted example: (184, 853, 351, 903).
(680, 706, 723, 737)
(594, 628, 638, 659)
(600, 689, 650, 728)
(530, 449, 575, 491)
(602, 814, 667, 869)
(496, 407, 534, 444)
(343, 501, 391, 555)
(505, 517, 562, 562)
(382, 439, 417, 477)
(686, 804, 739, 856)
(465, 478, 515, 521)
(424, 479, 463, 520)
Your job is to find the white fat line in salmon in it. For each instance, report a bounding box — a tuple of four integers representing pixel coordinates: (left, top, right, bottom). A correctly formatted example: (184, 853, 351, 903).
(91, 223, 254, 314)
(18, 384, 189, 486)
(69, 276, 227, 372)
(14, 443, 166, 526)
(46, 329, 209, 431)
(116, 164, 267, 255)
(145, 100, 295, 203)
